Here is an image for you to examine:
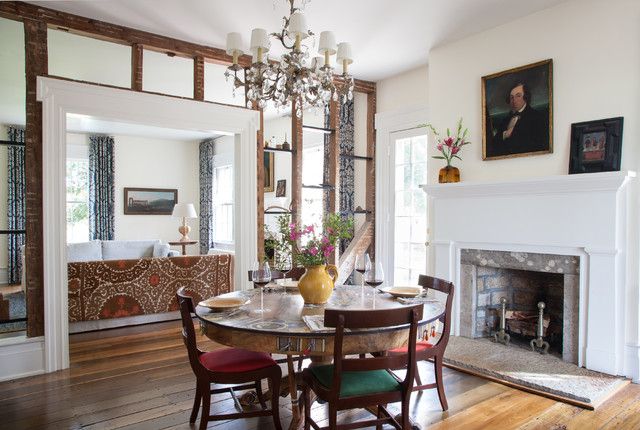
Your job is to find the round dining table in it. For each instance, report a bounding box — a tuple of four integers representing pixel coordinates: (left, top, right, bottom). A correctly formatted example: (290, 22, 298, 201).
(195, 284, 446, 429)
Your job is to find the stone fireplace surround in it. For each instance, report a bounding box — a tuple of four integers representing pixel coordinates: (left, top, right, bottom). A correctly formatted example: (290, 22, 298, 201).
(421, 171, 637, 381)
(459, 249, 579, 363)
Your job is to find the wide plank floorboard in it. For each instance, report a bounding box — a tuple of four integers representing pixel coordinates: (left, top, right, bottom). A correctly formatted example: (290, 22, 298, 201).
(0, 320, 638, 429)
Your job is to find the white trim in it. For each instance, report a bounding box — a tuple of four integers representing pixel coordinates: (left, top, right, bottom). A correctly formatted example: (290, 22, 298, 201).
(375, 105, 429, 283)
(38, 77, 259, 373)
(0, 335, 45, 382)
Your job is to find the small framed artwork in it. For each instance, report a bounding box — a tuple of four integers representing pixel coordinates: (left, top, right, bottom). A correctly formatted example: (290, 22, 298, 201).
(569, 117, 623, 174)
(276, 179, 286, 197)
(124, 188, 178, 215)
(264, 152, 274, 192)
(482, 59, 553, 160)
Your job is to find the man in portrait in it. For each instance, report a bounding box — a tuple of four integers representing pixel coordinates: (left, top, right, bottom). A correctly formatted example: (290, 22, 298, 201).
(490, 81, 549, 157)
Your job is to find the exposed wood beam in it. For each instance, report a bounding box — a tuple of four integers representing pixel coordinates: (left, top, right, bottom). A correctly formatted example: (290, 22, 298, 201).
(23, 17, 47, 337)
(326, 101, 340, 265)
(131, 43, 143, 91)
(255, 105, 265, 261)
(194, 55, 205, 101)
(337, 221, 373, 285)
(365, 90, 377, 259)
(291, 101, 303, 229)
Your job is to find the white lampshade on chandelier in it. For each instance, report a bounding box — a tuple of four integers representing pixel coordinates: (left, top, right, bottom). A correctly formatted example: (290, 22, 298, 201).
(224, 0, 354, 116)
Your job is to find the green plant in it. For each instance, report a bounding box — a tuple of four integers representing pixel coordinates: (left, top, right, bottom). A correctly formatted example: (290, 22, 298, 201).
(422, 118, 470, 167)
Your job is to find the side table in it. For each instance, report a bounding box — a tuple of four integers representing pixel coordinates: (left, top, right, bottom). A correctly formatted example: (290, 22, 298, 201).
(168, 240, 198, 256)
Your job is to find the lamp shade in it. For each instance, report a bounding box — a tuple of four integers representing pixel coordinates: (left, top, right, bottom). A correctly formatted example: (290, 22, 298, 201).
(172, 203, 197, 218)
(226, 32, 244, 56)
(287, 12, 309, 39)
(250, 28, 270, 50)
(336, 42, 353, 65)
(318, 31, 336, 55)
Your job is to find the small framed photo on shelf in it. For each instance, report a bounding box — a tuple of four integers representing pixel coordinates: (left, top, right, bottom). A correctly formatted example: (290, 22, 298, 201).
(569, 117, 623, 174)
(276, 179, 286, 197)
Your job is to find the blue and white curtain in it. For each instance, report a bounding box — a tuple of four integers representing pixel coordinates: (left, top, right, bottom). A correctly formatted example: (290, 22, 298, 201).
(199, 139, 215, 255)
(88, 135, 115, 241)
(7, 126, 25, 285)
(338, 100, 355, 253)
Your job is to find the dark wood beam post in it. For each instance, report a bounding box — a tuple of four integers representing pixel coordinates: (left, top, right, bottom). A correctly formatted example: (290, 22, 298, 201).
(194, 55, 205, 101)
(131, 43, 143, 91)
(291, 100, 303, 230)
(23, 17, 47, 337)
(326, 100, 340, 264)
(365, 90, 376, 259)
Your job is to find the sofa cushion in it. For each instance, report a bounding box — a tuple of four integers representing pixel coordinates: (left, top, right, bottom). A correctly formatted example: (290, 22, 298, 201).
(152, 243, 171, 258)
(67, 241, 102, 263)
(102, 240, 160, 260)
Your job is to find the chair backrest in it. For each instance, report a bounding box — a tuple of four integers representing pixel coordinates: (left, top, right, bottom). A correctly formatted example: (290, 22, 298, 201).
(176, 287, 206, 376)
(418, 274, 454, 350)
(324, 305, 423, 401)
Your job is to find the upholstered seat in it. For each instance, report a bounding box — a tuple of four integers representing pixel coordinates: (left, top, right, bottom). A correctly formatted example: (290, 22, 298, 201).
(198, 348, 276, 373)
(309, 365, 401, 398)
(388, 340, 433, 354)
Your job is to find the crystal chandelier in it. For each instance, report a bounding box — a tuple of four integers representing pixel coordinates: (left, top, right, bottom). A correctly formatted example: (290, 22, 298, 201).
(224, 0, 354, 117)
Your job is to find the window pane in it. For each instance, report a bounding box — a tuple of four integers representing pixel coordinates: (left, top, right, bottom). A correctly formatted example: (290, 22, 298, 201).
(66, 159, 89, 243)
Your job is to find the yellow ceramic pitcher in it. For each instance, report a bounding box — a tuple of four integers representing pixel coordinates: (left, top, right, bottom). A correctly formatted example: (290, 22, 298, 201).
(298, 264, 339, 304)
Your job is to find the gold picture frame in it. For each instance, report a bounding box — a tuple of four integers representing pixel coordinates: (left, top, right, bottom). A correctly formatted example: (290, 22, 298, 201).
(482, 59, 553, 160)
(264, 151, 274, 192)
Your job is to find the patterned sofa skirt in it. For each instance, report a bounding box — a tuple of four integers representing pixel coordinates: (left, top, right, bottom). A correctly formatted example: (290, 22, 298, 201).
(68, 254, 233, 329)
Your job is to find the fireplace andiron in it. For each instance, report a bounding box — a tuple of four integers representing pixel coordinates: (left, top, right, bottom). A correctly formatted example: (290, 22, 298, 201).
(494, 297, 510, 346)
(530, 301, 550, 354)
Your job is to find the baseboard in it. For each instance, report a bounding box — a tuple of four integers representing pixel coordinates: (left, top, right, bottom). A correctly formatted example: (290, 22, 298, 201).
(0, 268, 8, 285)
(624, 343, 640, 383)
(0, 335, 45, 382)
(69, 311, 180, 333)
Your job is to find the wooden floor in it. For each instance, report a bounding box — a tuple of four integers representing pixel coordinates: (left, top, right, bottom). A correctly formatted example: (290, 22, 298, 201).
(1, 321, 639, 430)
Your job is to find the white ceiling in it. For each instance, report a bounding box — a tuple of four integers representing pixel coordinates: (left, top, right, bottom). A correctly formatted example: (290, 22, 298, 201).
(30, 0, 570, 82)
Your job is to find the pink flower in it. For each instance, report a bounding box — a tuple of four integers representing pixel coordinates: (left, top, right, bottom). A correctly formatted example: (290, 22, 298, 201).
(289, 223, 296, 229)
(451, 146, 460, 155)
(309, 247, 318, 256)
(444, 137, 454, 147)
(321, 236, 330, 245)
(326, 227, 334, 235)
(305, 225, 315, 233)
(437, 144, 443, 151)
(323, 245, 335, 257)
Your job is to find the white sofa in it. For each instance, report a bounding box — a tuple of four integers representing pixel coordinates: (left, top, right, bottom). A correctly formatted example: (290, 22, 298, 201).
(67, 240, 179, 263)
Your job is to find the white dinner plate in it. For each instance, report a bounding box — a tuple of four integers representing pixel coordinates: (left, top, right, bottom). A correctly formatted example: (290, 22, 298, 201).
(379, 286, 422, 298)
(199, 296, 249, 310)
(275, 279, 299, 289)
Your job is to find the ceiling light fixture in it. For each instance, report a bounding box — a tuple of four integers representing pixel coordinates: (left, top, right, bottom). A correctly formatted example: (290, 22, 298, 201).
(224, 0, 354, 117)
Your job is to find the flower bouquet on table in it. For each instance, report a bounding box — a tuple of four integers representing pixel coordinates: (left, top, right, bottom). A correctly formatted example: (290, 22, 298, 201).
(422, 118, 471, 183)
(277, 213, 353, 304)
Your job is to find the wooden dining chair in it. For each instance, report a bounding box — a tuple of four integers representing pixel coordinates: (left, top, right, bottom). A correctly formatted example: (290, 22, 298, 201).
(176, 287, 283, 430)
(302, 305, 423, 430)
(388, 274, 454, 411)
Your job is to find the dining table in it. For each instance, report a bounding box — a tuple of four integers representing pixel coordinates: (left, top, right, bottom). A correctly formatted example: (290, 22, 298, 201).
(195, 283, 446, 429)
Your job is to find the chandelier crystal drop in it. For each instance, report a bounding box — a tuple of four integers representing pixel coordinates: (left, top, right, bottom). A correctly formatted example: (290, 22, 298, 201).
(224, 0, 354, 117)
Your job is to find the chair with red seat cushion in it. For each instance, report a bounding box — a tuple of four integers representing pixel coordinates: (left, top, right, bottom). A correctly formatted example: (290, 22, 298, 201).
(302, 305, 423, 430)
(388, 274, 454, 411)
(176, 287, 282, 430)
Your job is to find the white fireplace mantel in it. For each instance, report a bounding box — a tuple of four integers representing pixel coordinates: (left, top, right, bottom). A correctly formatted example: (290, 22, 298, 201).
(421, 171, 637, 380)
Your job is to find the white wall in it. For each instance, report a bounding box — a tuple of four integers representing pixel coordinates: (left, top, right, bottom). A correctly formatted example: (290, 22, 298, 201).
(377, 65, 428, 114)
(0, 18, 25, 126)
(67, 133, 201, 255)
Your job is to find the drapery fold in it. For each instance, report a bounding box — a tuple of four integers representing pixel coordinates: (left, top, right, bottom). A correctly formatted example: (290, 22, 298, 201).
(7, 126, 25, 285)
(338, 99, 355, 253)
(199, 139, 215, 255)
(88, 135, 115, 241)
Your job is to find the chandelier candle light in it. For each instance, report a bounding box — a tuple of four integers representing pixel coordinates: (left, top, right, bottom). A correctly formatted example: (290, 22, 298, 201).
(224, 0, 354, 116)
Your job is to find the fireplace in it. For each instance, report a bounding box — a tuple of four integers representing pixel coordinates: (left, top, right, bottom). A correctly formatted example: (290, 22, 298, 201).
(459, 249, 579, 363)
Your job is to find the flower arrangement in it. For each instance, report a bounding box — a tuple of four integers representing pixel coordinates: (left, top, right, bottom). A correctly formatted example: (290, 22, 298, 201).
(423, 118, 470, 167)
(277, 213, 353, 267)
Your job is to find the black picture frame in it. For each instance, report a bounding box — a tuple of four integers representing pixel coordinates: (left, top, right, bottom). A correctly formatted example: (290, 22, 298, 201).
(275, 179, 286, 197)
(264, 152, 274, 192)
(569, 117, 623, 174)
(124, 187, 178, 215)
(482, 59, 553, 160)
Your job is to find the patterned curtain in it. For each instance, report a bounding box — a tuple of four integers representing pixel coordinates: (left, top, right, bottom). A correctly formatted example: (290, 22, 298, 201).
(88, 135, 115, 241)
(338, 99, 355, 253)
(7, 126, 25, 285)
(199, 139, 215, 255)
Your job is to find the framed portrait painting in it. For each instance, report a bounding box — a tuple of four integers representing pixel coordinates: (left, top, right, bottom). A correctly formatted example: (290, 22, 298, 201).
(275, 179, 286, 197)
(124, 188, 177, 215)
(482, 59, 553, 160)
(569, 117, 623, 174)
(264, 152, 274, 192)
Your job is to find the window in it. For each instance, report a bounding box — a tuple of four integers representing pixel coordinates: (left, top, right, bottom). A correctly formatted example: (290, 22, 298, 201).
(301, 144, 324, 237)
(66, 159, 90, 243)
(213, 164, 233, 243)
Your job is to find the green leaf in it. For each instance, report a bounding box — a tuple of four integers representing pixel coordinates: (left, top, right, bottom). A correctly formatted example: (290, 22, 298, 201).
(432, 156, 446, 159)
(453, 155, 463, 160)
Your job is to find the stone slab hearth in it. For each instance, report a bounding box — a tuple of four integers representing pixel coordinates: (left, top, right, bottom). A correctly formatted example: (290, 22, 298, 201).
(459, 249, 579, 363)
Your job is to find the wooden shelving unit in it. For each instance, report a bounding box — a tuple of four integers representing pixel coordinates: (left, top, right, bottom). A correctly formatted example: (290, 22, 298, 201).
(339, 153, 372, 161)
(264, 146, 293, 153)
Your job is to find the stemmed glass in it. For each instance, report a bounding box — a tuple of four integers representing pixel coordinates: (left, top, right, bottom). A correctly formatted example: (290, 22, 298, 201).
(355, 253, 371, 295)
(365, 261, 384, 308)
(251, 261, 271, 313)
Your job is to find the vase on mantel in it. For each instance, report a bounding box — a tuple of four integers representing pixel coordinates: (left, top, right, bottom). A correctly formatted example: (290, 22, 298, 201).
(438, 165, 460, 183)
(297, 264, 339, 305)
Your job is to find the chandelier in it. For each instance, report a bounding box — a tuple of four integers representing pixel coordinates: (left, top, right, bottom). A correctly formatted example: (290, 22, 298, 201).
(224, 0, 354, 117)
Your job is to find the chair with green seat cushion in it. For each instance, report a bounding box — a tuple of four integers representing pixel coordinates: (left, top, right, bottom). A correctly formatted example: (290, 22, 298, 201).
(302, 305, 423, 430)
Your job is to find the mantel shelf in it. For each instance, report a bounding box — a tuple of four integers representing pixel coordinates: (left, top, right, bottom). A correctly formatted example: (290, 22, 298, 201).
(264, 146, 293, 153)
(340, 153, 373, 161)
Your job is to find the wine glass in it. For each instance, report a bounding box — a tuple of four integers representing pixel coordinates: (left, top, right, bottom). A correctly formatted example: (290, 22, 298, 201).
(355, 253, 371, 294)
(364, 261, 384, 290)
(251, 261, 272, 313)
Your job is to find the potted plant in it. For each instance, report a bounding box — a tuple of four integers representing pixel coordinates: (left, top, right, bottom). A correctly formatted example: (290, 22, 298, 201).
(423, 118, 471, 183)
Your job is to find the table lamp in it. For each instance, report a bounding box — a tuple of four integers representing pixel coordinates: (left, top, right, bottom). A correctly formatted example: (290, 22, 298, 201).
(172, 203, 198, 241)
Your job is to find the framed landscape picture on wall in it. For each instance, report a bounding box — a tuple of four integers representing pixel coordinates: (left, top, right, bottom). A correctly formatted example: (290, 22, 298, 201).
(124, 188, 178, 215)
(482, 59, 553, 160)
(264, 152, 274, 192)
(569, 117, 623, 174)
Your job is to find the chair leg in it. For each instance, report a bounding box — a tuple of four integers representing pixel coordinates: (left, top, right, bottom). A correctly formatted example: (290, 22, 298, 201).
(199, 382, 211, 430)
(376, 404, 384, 430)
(270, 373, 283, 430)
(189, 383, 201, 423)
(414, 366, 423, 389)
(303, 383, 311, 430)
(401, 397, 410, 430)
(297, 354, 304, 371)
(434, 354, 448, 411)
(255, 380, 267, 409)
(328, 405, 337, 429)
